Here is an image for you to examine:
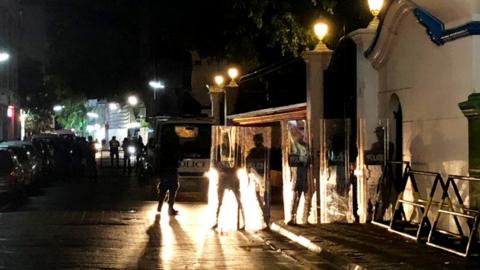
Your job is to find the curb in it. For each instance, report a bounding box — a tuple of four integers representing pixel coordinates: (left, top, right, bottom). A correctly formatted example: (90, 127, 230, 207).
(271, 222, 367, 270)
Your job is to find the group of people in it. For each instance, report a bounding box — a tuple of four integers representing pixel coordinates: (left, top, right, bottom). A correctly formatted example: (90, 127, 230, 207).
(108, 135, 145, 173)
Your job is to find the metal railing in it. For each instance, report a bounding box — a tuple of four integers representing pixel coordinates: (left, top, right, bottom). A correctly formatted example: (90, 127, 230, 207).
(427, 175, 480, 257)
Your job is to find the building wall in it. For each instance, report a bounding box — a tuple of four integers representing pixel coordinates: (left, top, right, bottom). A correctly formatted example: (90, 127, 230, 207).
(190, 51, 227, 112)
(378, 11, 470, 176)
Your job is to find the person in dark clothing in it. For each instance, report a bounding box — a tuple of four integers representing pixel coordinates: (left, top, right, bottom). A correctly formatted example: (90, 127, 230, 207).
(135, 136, 145, 169)
(86, 136, 97, 180)
(109, 136, 120, 167)
(246, 133, 269, 227)
(72, 137, 83, 178)
(122, 137, 132, 173)
(157, 129, 182, 216)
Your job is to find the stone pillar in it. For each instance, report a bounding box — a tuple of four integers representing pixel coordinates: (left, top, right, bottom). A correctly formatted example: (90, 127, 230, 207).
(350, 27, 378, 223)
(302, 43, 332, 223)
(209, 91, 223, 125)
(459, 93, 480, 208)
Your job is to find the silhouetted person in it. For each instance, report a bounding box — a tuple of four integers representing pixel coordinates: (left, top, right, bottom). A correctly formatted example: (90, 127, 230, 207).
(122, 137, 132, 173)
(212, 133, 245, 230)
(246, 133, 269, 227)
(157, 128, 182, 216)
(368, 126, 396, 222)
(109, 136, 120, 167)
(86, 136, 97, 180)
(72, 137, 83, 178)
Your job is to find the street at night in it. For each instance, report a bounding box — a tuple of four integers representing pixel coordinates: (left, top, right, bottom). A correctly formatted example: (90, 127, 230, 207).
(0, 167, 334, 270)
(1, 0, 480, 269)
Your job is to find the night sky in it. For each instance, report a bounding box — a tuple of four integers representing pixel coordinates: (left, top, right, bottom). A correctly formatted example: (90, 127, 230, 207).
(18, 0, 371, 114)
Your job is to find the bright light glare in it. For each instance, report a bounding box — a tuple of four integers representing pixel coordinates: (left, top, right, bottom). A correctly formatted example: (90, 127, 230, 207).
(227, 68, 239, 80)
(126, 122, 141, 129)
(214, 75, 224, 86)
(127, 96, 138, 106)
(0, 52, 10, 62)
(20, 111, 27, 122)
(368, 0, 384, 16)
(53, 105, 63, 112)
(128, 146, 136, 154)
(87, 112, 99, 118)
(314, 22, 328, 41)
(95, 143, 102, 151)
(149, 80, 165, 89)
(207, 167, 266, 231)
(109, 103, 118, 111)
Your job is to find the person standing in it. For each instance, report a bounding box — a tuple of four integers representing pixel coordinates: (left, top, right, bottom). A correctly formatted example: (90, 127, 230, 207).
(109, 136, 120, 167)
(157, 129, 182, 216)
(246, 133, 269, 227)
(122, 137, 132, 173)
(287, 121, 310, 225)
(86, 136, 98, 180)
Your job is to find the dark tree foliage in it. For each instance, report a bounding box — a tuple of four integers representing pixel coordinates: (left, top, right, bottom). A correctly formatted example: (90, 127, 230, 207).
(44, 0, 372, 100)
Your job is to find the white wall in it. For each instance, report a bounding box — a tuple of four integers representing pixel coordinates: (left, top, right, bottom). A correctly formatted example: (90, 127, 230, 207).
(378, 12, 470, 176)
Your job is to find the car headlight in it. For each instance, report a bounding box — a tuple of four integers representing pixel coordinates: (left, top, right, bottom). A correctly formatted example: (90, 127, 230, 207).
(128, 146, 136, 154)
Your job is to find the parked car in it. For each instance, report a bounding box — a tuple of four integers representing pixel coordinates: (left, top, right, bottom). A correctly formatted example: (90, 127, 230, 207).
(0, 142, 44, 190)
(0, 149, 26, 203)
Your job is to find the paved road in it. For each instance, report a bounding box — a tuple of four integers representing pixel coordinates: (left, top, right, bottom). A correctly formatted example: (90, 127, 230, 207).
(0, 168, 330, 269)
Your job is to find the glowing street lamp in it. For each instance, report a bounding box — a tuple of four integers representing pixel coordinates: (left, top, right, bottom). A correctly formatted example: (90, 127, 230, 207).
(109, 102, 118, 111)
(313, 22, 329, 51)
(53, 105, 64, 112)
(314, 22, 328, 41)
(368, 0, 384, 17)
(368, 0, 384, 28)
(0, 52, 10, 62)
(87, 112, 99, 118)
(127, 95, 138, 106)
(149, 80, 165, 90)
(214, 75, 225, 87)
(227, 67, 239, 88)
(149, 80, 165, 100)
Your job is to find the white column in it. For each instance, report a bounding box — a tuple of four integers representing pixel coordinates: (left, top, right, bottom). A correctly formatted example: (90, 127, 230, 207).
(350, 26, 379, 223)
(302, 44, 332, 223)
(209, 91, 223, 125)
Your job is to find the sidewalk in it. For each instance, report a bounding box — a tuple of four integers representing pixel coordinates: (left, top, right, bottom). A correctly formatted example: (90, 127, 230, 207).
(268, 220, 480, 269)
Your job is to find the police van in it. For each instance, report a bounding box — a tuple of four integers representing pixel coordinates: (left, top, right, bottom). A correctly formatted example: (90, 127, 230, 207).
(148, 116, 212, 201)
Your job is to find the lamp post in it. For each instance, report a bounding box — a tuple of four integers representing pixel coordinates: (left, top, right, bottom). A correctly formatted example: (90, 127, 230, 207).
(224, 67, 239, 126)
(149, 80, 165, 100)
(52, 105, 64, 130)
(304, 21, 333, 223)
(207, 68, 240, 126)
(207, 75, 224, 125)
(127, 95, 138, 106)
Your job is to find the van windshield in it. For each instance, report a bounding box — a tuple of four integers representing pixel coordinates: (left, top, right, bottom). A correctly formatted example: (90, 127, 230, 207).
(162, 124, 211, 158)
(0, 151, 14, 176)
